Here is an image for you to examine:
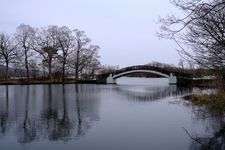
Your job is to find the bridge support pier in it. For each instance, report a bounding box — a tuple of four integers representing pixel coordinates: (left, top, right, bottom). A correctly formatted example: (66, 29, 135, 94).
(106, 74, 116, 84)
(169, 73, 177, 84)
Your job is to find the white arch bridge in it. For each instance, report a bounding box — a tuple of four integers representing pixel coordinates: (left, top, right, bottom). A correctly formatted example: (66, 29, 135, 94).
(106, 70, 177, 84)
(102, 65, 192, 85)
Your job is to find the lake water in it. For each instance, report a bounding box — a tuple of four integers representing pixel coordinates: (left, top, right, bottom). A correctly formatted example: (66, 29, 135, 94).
(0, 77, 223, 150)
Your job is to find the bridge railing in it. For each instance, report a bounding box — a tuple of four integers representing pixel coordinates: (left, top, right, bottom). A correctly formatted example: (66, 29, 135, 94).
(114, 65, 192, 78)
(97, 65, 193, 80)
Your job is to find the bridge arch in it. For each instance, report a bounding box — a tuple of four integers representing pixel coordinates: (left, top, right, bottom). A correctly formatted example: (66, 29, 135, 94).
(106, 69, 177, 84)
(112, 70, 169, 79)
(101, 65, 193, 85)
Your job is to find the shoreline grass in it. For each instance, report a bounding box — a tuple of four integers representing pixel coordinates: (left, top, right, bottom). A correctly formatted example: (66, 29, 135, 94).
(183, 93, 225, 115)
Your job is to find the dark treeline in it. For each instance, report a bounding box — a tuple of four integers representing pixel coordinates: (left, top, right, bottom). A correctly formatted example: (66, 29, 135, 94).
(0, 24, 101, 83)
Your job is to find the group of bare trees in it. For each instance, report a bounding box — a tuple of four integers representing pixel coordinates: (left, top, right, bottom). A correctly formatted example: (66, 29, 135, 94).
(0, 24, 100, 82)
(159, 0, 225, 80)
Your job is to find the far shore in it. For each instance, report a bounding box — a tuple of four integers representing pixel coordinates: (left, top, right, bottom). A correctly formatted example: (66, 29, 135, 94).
(0, 79, 103, 85)
(0, 78, 220, 86)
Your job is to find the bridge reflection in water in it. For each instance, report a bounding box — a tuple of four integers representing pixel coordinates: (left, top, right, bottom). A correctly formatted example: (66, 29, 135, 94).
(0, 84, 223, 150)
(114, 85, 192, 102)
(0, 83, 192, 144)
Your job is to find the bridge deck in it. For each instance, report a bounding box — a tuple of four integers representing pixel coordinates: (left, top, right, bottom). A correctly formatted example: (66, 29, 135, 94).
(97, 65, 193, 82)
(113, 65, 192, 77)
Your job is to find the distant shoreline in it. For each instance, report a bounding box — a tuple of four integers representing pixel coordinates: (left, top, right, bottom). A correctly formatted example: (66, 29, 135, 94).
(0, 79, 104, 85)
(0, 78, 220, 87)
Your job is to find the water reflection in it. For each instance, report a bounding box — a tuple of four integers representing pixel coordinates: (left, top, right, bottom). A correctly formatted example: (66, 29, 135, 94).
(186, 103, 225, 150)
(17, 85, 36, 143)
(190, 122, 225, 150)
(41, 85, 73, 142)
(0, 83, 224, 150)
(115, 85, 193, 102)
(0, 85, 9, 137)
(185, 113, 225, 150)
(0, 85, 100, 144)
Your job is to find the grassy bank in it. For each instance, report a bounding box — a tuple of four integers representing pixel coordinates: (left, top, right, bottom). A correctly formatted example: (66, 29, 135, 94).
(0, 79, 78, 85)
(183, 93, 225, 115)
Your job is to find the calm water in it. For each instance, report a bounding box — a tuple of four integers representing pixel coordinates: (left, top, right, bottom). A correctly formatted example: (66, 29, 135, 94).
(0, 77, 223, 150)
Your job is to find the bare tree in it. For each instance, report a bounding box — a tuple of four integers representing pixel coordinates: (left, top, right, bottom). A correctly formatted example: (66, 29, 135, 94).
(99, 65, 119, 74)
(68, 44, 101, 80)
(84, 58, 101, 79)
(29, 59, 40, 79)
(79, 45, 100, 79)
(57, 26, 73, 83)
(35, 26, 60, 80)
(72, 29, 91, 80)
(178, 59, 185, 69)
(15, 24, 36, 82)
(158, 0, 225, 37)
(0, 33, 17, 80)
(0, 24, 101, 82)
(158, 0, 225, 79)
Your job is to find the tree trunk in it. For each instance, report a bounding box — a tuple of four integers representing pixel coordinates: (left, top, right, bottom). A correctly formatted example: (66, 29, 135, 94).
(5, 61, 9, 80)
(62, 57, 66, 83)
(24, 50, 30, 83)
(48, 59, 52, 80)
(75, 50, 80, 80)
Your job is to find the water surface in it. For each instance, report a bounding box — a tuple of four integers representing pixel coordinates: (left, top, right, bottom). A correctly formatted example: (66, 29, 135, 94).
(0, 77, 223, 150)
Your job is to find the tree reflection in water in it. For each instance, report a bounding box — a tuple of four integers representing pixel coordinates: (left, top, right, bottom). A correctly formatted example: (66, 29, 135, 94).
(41, 84, 72, 141)
(0, 85, 9, 137)
(0, 84, 224, 149)
(186, 102, 225, 150)
(17, 85, 37, 143)
(115, 85, 225, 149)
(0, 85, 100, 144)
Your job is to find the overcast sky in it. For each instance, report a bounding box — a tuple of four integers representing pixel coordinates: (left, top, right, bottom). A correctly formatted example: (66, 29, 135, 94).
(0, 0, 180, 68)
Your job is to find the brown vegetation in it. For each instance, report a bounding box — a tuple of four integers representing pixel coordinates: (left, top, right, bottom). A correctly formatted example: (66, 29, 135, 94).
(183, 93, 225, 115)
